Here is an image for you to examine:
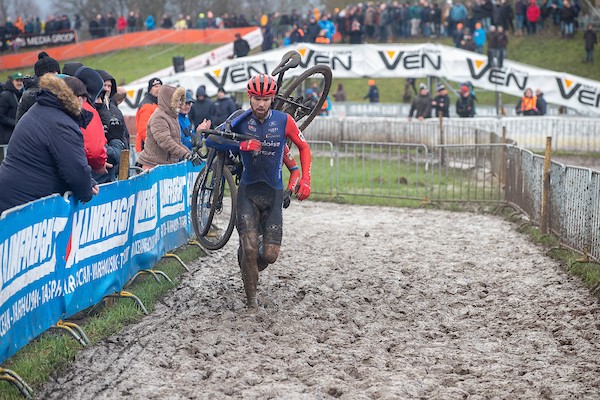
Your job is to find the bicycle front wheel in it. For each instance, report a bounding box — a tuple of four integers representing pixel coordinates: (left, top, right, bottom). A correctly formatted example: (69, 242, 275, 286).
(191, 158, 238, 250)
(277, 65, 332, 132)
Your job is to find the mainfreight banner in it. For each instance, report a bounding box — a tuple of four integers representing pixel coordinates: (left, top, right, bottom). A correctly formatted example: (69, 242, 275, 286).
(0, 161, 201, 363)
(10, 30, 77, 49)
(121, 43, 600, 116)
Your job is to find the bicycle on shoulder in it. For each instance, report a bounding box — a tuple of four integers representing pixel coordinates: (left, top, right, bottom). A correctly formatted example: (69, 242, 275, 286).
(189, 51, 332, 251)
(270, 50, 333, 134)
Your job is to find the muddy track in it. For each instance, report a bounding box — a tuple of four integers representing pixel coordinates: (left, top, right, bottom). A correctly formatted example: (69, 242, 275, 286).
(37, 202, 600, 399)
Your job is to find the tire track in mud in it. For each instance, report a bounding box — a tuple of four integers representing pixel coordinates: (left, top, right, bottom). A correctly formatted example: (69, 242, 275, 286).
(37, 202, 600, 399)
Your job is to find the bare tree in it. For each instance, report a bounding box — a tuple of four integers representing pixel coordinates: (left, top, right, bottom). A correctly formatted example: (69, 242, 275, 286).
(12, 0, 40, 19)
(0, 0, 9, 23)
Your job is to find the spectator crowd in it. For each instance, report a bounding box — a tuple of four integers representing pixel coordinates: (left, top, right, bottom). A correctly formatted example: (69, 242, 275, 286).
(0, 2, 591, 213)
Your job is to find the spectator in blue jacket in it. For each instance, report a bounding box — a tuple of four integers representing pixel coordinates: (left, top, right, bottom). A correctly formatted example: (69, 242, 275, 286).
(179, 90, 196, 150)
(318, 13, 336, 42)
(473, 22, 486, 53)
(0, 74, 98, 214)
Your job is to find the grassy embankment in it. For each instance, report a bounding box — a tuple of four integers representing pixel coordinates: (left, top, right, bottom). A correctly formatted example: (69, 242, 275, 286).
(1, 34, 599, 399)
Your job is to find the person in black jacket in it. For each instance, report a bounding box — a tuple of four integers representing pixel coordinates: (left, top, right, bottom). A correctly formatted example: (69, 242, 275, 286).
(233, 33, 250, 57)
(0, 74, 98, 214)
(0, 72, 24, 145)
(210, 87, 238, 128)
(432, 84, 450, 118)
(583, 23, 597, 63)
(456, 84, 476, 117)
(16, 51, 61, 123)
(96, 69, 129, 182)
(189, 85, 213, 129)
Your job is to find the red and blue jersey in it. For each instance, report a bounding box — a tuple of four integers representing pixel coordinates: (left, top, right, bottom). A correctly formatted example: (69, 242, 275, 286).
(234, 109, 299, 190)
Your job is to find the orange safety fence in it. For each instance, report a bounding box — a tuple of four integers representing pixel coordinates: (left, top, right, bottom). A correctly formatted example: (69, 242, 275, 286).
(0, 27, 257, 71)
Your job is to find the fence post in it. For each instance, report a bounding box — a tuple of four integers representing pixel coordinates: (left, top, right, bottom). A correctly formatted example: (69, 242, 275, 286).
(501, 125, 507, 187)
(541, 136, 552, 234)
(439, 111, 445, 166)
(118, 149, 130, 180)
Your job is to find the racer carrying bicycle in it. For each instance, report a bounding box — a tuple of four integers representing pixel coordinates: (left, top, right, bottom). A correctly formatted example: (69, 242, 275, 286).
(229, 74, 312, 311)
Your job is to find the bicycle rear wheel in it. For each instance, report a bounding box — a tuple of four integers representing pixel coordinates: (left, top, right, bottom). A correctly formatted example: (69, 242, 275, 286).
(191, 157, 238, 250)
(276, 65, 332, 132)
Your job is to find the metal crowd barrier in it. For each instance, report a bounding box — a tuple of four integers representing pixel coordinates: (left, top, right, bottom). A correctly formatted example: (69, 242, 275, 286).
(306, 115, 600, 153)
(307, 127, 600, 262)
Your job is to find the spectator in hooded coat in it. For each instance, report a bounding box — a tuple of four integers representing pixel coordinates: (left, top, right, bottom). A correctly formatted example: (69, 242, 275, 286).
(188, 85, 213, 129)
(0, 74, 98, 214)
(137, 85, 210, 169)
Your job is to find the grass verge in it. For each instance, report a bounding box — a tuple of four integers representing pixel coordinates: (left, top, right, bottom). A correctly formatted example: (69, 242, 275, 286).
(0, 244, 204, 400)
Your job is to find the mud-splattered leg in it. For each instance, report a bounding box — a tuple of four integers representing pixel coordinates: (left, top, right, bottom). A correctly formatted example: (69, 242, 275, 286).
(239, 232, 259, 311)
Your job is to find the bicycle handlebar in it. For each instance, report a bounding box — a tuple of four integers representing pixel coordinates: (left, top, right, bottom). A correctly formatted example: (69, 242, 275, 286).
(198, 128, 256, 142)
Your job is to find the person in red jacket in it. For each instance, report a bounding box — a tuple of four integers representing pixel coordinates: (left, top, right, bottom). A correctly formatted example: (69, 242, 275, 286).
(526, 0, 541, 35)
(135, 77, 162, 152)
(117, 15, 127, 34)
(63, 63, 109, 174)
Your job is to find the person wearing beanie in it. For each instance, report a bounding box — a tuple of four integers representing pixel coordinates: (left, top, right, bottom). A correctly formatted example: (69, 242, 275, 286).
(34, 51, 61, 77)
(0, 74, 98, 214)
(16, 52, 62, 123)
(135, 77, 162, 152)
(0, 72, 24, 145)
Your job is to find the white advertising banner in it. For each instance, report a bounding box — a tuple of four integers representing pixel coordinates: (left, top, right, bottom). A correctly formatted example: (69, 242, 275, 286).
(121, 42, 600, 116)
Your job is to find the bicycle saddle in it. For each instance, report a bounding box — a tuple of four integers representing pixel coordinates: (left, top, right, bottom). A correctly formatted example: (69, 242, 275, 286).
(271, 50, 301, 77)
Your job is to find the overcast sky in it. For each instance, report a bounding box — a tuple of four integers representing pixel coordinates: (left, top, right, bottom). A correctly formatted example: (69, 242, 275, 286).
(29, 0, 52, 18)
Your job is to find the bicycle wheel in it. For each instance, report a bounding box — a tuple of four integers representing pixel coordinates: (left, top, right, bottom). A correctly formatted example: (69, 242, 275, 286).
(191, 155, 221, 238)
(191, 157, 238, 250)
(277, 65, 332, 132)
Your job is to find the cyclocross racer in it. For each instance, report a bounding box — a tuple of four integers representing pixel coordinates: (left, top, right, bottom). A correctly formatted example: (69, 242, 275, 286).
(235, 73, 312, 310)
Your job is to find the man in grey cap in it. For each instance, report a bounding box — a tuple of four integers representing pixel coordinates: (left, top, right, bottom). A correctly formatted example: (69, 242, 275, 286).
(432, 83, 450, 118)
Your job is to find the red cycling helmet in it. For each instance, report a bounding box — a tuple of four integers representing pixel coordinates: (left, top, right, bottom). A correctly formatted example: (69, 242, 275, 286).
(246, 74, 277, 97)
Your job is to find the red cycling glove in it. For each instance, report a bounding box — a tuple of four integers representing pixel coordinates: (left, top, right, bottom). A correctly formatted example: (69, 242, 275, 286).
(287, 169, 300, 192)
(295, 177, 311, 201)
(239, 139, 261, 152)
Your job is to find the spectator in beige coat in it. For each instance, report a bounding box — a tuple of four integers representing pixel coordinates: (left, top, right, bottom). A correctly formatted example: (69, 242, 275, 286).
(137, 85, 209, 169)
